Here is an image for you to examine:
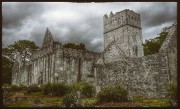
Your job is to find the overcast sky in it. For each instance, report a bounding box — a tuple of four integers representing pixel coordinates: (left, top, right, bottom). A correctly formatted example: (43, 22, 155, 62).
(2, 2, 177, 52)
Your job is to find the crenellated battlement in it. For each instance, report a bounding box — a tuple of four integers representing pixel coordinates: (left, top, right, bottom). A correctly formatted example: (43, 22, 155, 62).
(103, 9, 141, 33)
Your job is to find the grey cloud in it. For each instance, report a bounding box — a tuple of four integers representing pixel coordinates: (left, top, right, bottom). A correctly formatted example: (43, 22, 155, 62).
(2, 2, 44, 29)
(44, 14, 104, 52)
(30, 27, 45, 47)
(137, 3, 177, 28)
(2, 2, 177, 52)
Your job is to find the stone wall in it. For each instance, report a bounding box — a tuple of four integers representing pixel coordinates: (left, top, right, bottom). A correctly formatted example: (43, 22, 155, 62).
(159, 23, 177, 83)
(12, 27, 100, 86)
(95, 54, 170, 98)
(95, 23, 177, 98)
(29, 43, 99, 85)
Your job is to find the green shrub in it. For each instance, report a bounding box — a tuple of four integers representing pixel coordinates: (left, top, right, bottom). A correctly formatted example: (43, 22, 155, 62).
(62, 93, 76, 107)
(80, 98, 97, 107)
(9, 85, 18, 91)
(42, 82, 95, 98)
(2, 84, 11, 91)
(18, 84, 27, 91)
(68, 82, 95, 98)
(96, 86, 111, 102)
(97, 85, 128, 103)
(43, 83, 70, 97)
(10, 84, 27, 92)
(27, 85, 42, 93)
(81, 83, 95, 98)
(42, 82, 52, 95)
(168, 82, 177, 101)
(68, 83, 81, 93)
(2, 83, 11, 88)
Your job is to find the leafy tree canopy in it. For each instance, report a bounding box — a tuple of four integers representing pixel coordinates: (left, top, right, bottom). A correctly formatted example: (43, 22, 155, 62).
(3, 40, 39, 62)
(143, 31, 168, 56)
(2, 56, 14, 84)
(63, 43, 86, 50)
(2, 40, 39, 84)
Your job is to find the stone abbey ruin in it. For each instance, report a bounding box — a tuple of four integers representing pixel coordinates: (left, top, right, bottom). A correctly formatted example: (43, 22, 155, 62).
(12, 9, 177, 98)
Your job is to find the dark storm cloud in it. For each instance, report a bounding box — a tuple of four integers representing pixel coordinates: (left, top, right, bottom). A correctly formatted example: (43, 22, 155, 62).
(30, 27, 45, 47)
(2, 2, 44, 29)
(2, 2, 46, 49)
(48, 15, 104, 52)
(136, 2, 177, 28)
(2, 2, 177, 52)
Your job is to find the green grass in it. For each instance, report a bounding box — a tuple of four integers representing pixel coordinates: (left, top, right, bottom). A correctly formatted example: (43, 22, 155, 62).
(26, 92, 63, 107)
(40, 96, 63, 107)
(5, 101, 35, 107)
(4, 91, 172, 107)
(95, 102, 142, 107)
(5, 92, 63, 107)
(133, 96, 171, 107)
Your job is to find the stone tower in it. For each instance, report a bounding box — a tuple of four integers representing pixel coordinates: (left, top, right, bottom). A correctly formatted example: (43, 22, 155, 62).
(42, 28, 54, 48)
(103, 9, 144, 57)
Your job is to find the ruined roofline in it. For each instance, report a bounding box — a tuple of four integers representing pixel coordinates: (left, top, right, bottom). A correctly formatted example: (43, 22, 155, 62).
(53, 41, 101, 54)
(32, 40, 101, 60)
(104, 9, 140, 18)
(162, 22, 177, 32)
(103, 9, 141, 34)
(159, 23, 177, 52)
(39, 28, 101, 54)
(31, 46, 100, 61)
(34, 40, 100, 55)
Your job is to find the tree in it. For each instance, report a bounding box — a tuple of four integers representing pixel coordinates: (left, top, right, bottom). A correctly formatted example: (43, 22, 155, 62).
(2, 56, 13, 84)
(3, 40, 39, 63)
(143, 31, 168, 56)
(2, 40, 39, 84)
(63, 43, 86, 50)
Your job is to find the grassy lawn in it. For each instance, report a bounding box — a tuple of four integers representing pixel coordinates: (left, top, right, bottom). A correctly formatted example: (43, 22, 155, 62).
(25, 92, 63, 106)
(80, 98, 97, 107)
(133, 96, 171, 107)
(5, 101, 35, 107)
(5, 91, 63, 107)
(95, 102, 142, 107)
(4, 92, 171, 107)
(94, 96, 171, 107)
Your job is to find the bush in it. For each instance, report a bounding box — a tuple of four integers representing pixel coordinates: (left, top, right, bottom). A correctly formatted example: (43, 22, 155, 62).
(9, 85, 18, 91)
(80, 98, 97, 107)
(43, 83, 70, 97)
(10, 84, 27, 92)
(2, 84, 11, 91)
(62, 93, 76, 107)
(97, 85, 128, 103)
(42, 82, 95, 98)
(68, 82, 95, 98)
(27, 85, 42, 93)
(68, 83, 82, 93)
(18, 84, 28, 91)
(42, 83, 51, 95)
(96, 86, 111, 102)
(81, 83, 95, 98)
(2, 83, 11, 88)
